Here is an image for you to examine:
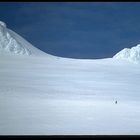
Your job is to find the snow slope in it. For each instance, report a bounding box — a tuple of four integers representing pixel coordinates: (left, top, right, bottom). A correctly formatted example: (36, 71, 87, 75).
(113, 44, 140, 64)
(1, 21, 140, 135)
(0, 21, 46, 56)
(1, 56, 140, 135)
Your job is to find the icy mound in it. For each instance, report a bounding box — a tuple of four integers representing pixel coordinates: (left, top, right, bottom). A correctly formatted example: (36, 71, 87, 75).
(0, 21, 46, 56)
(113, 44, 140, 64)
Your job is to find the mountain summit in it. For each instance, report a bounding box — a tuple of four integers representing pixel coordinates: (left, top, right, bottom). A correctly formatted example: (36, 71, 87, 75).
(113, 44, 140, 63)
(0, 21, 46, 56)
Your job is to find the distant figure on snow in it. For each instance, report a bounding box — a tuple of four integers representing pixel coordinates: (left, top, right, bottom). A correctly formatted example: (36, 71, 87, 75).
(115, 100, 117, 104)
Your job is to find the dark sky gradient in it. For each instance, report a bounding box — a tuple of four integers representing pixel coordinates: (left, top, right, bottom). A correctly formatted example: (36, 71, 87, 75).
(0, 2, 140, 58)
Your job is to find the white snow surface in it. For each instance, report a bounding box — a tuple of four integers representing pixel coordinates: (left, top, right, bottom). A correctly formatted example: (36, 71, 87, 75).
(113, 44, 140, 64)
(1, 55, 140, 135)
(1, 21, 140, 135)
(0, 21, 46, 56)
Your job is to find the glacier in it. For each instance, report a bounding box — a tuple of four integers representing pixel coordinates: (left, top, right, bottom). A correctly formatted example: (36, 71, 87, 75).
(0, 21, 46, 56)
(1, 21, 140, 135)
(113, 44, 140, 64)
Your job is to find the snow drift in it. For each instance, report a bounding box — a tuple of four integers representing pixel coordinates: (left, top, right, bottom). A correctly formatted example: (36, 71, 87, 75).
(0, 21, 46, 56)
(113, 44, 140, 64)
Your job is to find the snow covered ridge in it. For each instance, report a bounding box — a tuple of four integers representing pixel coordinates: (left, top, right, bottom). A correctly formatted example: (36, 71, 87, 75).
(0, 21, 46, 56)
(113, 44, 140, 64)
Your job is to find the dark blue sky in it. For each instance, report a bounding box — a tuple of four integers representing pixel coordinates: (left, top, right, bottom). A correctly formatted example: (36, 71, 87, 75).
(1, 2, 140, 58)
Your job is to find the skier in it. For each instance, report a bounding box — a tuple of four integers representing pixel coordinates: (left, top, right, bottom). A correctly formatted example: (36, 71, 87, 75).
(115, 100, 117, 104)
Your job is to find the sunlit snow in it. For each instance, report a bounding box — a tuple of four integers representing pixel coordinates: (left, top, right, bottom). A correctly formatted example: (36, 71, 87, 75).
(1, 21, 140, 135)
